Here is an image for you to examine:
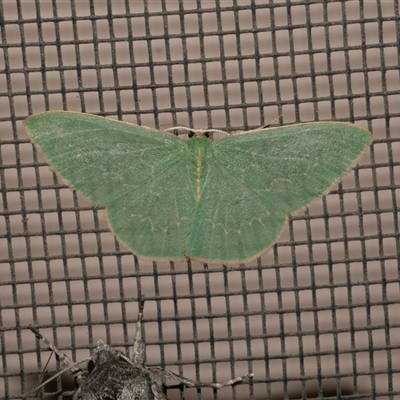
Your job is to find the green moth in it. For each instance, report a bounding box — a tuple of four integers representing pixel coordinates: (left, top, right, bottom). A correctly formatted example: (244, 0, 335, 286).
(24, 112, 372, 264)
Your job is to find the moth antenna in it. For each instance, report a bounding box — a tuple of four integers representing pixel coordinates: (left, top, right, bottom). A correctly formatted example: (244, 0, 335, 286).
(22, 349, 54, 399)
(202, 128, 228, 135)
(23, 358, 90, 399)
(158, 122, 177, 131)
(164, 126, 193, 133)
(24, 325, 91, 399)
(28, 325, 82, 375)
(259, 115, 282, 128)
(131, 297, 146, 366)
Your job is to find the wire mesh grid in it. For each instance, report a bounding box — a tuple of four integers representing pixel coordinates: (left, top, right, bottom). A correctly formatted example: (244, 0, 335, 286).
(0, 1, 399, 399)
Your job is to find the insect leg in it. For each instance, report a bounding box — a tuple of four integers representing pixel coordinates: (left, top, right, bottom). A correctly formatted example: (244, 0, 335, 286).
(149, 367, 254, 389)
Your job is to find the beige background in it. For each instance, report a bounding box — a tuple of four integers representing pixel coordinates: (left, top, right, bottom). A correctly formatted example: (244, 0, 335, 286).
(0, 1, 399, 399)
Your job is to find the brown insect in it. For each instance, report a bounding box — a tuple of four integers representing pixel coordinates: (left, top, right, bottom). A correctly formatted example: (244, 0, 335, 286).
(24, 299, 253, 399)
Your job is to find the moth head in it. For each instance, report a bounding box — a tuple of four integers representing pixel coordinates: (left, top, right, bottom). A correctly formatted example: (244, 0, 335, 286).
(164, 126, 228, 141)
(90, 340, 120, 366)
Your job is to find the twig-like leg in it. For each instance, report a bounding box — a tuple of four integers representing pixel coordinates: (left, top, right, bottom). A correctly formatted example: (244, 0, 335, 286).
(149, 368, 254, 389)
(138, 298, 253, 390)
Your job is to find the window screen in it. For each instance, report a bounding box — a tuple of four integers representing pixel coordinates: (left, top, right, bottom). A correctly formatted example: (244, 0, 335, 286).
(1, 1, 399, 399)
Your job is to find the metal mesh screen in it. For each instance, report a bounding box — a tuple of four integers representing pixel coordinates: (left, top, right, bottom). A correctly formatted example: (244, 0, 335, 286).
(1, 1, 399, 399)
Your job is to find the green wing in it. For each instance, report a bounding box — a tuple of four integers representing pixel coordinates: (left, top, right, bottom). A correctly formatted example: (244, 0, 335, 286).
(187, 153, 287, 263)
(186, 122, 371, 263)
(213, 122, 372, 212)
(106, 161, 195, 260)
(25, 112, 194, 260)
(25, 112, 187, 205)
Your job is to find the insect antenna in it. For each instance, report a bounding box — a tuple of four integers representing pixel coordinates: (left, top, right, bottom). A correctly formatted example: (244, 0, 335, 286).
(23, 325, 90, 398)
(131, 296, 146, 366)
(22, 348, 54, 400)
